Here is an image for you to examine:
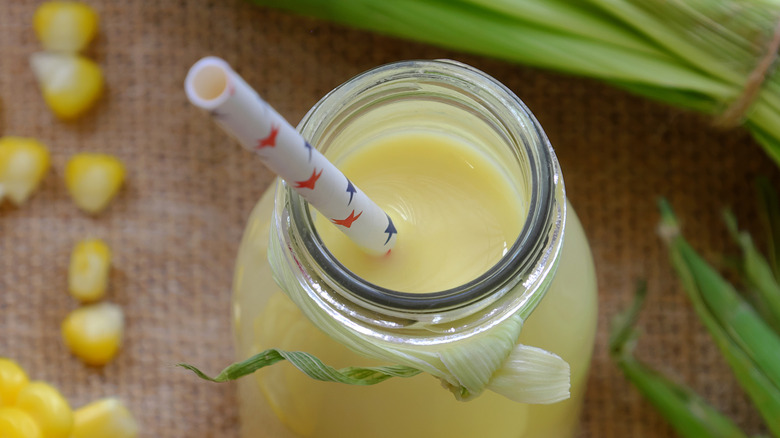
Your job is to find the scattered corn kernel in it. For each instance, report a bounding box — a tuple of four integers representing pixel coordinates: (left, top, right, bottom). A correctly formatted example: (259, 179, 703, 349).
(0, 137, 50, 205)
(71, 398, 138, 438)
(0, 359, 29, 407)
(0, 407, 42, 438)
(15, 381, 73, 438)
(68, 238, 111, 302)
(62, 302, 124, 366)
(33, 1, 99, 53)
(65, 153, 125, 214)
(30, 52, 103, 120)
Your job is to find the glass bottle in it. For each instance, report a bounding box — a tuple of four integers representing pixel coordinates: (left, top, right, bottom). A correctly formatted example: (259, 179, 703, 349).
(232, 60, 598, 438)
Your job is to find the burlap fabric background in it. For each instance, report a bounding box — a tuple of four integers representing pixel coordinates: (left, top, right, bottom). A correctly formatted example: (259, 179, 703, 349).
(1, 1, 778, 436)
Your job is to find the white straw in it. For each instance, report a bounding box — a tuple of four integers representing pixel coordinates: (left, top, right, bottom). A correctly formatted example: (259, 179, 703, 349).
(184, 57, 397, 255)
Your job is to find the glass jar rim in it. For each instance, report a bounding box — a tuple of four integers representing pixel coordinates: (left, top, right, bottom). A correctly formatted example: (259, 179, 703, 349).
(288, 59, 561, 314)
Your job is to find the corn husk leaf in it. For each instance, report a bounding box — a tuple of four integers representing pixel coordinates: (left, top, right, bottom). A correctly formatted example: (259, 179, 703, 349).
(723, 210, 780, 334)
(249, 0, 780, 167)
(609, 282, 749, 438)
(756, 177, 780, 283)
(659, 199, 780, 436)
(179, 349, 421, 385)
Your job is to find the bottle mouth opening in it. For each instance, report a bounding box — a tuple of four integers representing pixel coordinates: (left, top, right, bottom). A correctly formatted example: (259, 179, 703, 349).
(288, 60, 559, 314)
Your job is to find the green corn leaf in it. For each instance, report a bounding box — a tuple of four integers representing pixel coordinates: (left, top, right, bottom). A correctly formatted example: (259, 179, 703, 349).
(250, 0, 780, 166)
(659, 199, 780, 436)
(756, 177, 780, 282)
(179, 348, 421, 385)
(723, 210, 780, 333)
(618, 358, 750, 438)
(608, 279, 647, 355)
(610, 282, 749, 438)
(670, 221, 780, 391)
(249, 0, 728, 93)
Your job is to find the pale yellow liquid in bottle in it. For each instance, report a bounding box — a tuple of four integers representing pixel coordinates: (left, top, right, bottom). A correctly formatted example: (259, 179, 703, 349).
(314, 132, 525, 293)
(232, 132, 598, 438)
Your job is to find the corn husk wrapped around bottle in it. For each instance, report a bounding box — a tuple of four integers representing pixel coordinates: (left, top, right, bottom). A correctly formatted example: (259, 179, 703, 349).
(182, 203, 571, 404)
(264, 217, 570, 404)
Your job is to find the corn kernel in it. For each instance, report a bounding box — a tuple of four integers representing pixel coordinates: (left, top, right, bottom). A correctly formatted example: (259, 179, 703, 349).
(0, 359, 29, 407)
(72, 398, 138, 438)
(15, 381, 73, 438)
(33, 1, 99, 53)
(0, 137, 50, 205)
(68, 238, 111, 302)
(62, 302, 124, 366)
(30, 52, 103, 120)
(64, 153, 125, 214)
(0, 407, 42, 438)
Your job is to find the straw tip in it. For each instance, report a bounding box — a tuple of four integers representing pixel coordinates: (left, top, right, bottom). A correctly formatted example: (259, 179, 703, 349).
(184, 56, 233, 110)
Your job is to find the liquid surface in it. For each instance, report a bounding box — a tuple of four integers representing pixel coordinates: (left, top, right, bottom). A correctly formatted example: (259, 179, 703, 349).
(314, 132, 525, 293)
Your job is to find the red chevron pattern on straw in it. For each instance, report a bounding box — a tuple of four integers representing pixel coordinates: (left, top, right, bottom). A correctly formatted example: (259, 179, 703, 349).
(184, 57, 397, 255)
(256, 123, 279, 149)
(294, 168, 323, 190)
(332, 210, 363, 228)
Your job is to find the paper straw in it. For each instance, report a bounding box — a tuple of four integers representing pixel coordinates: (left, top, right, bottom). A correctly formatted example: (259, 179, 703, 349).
(184, 57, 397, 256)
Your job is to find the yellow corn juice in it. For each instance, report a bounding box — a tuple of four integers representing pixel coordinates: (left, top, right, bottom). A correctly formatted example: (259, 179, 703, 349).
(232, 131, 598, 438)
(314, 132, 525, 292)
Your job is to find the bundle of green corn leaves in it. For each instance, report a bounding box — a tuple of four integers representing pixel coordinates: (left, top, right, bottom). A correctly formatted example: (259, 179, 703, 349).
(610, 182, 780, 437)
(251, 0, 780, 166)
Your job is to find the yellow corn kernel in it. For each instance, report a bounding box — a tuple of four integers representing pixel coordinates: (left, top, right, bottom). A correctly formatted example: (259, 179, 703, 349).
(64, 153, 125, 214)
(0, 359, 29, 407)
(72, 398, 138, 438)
(68, 238, 111, 302)
(33, 1, 98, 53)
(0, 137, 50, 205)
(30, 52, 103, 120)
(62, 302, 124, 366)
(0, 407, 42, 438)
(15, 381, 73, 438)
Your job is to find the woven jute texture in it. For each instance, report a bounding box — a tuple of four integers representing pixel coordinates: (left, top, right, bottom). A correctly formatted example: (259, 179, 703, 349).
(1, 1, 778, 437)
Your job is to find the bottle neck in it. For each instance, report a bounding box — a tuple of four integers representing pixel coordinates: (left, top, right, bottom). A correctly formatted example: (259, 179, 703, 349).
(277, 60, 565, 338)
